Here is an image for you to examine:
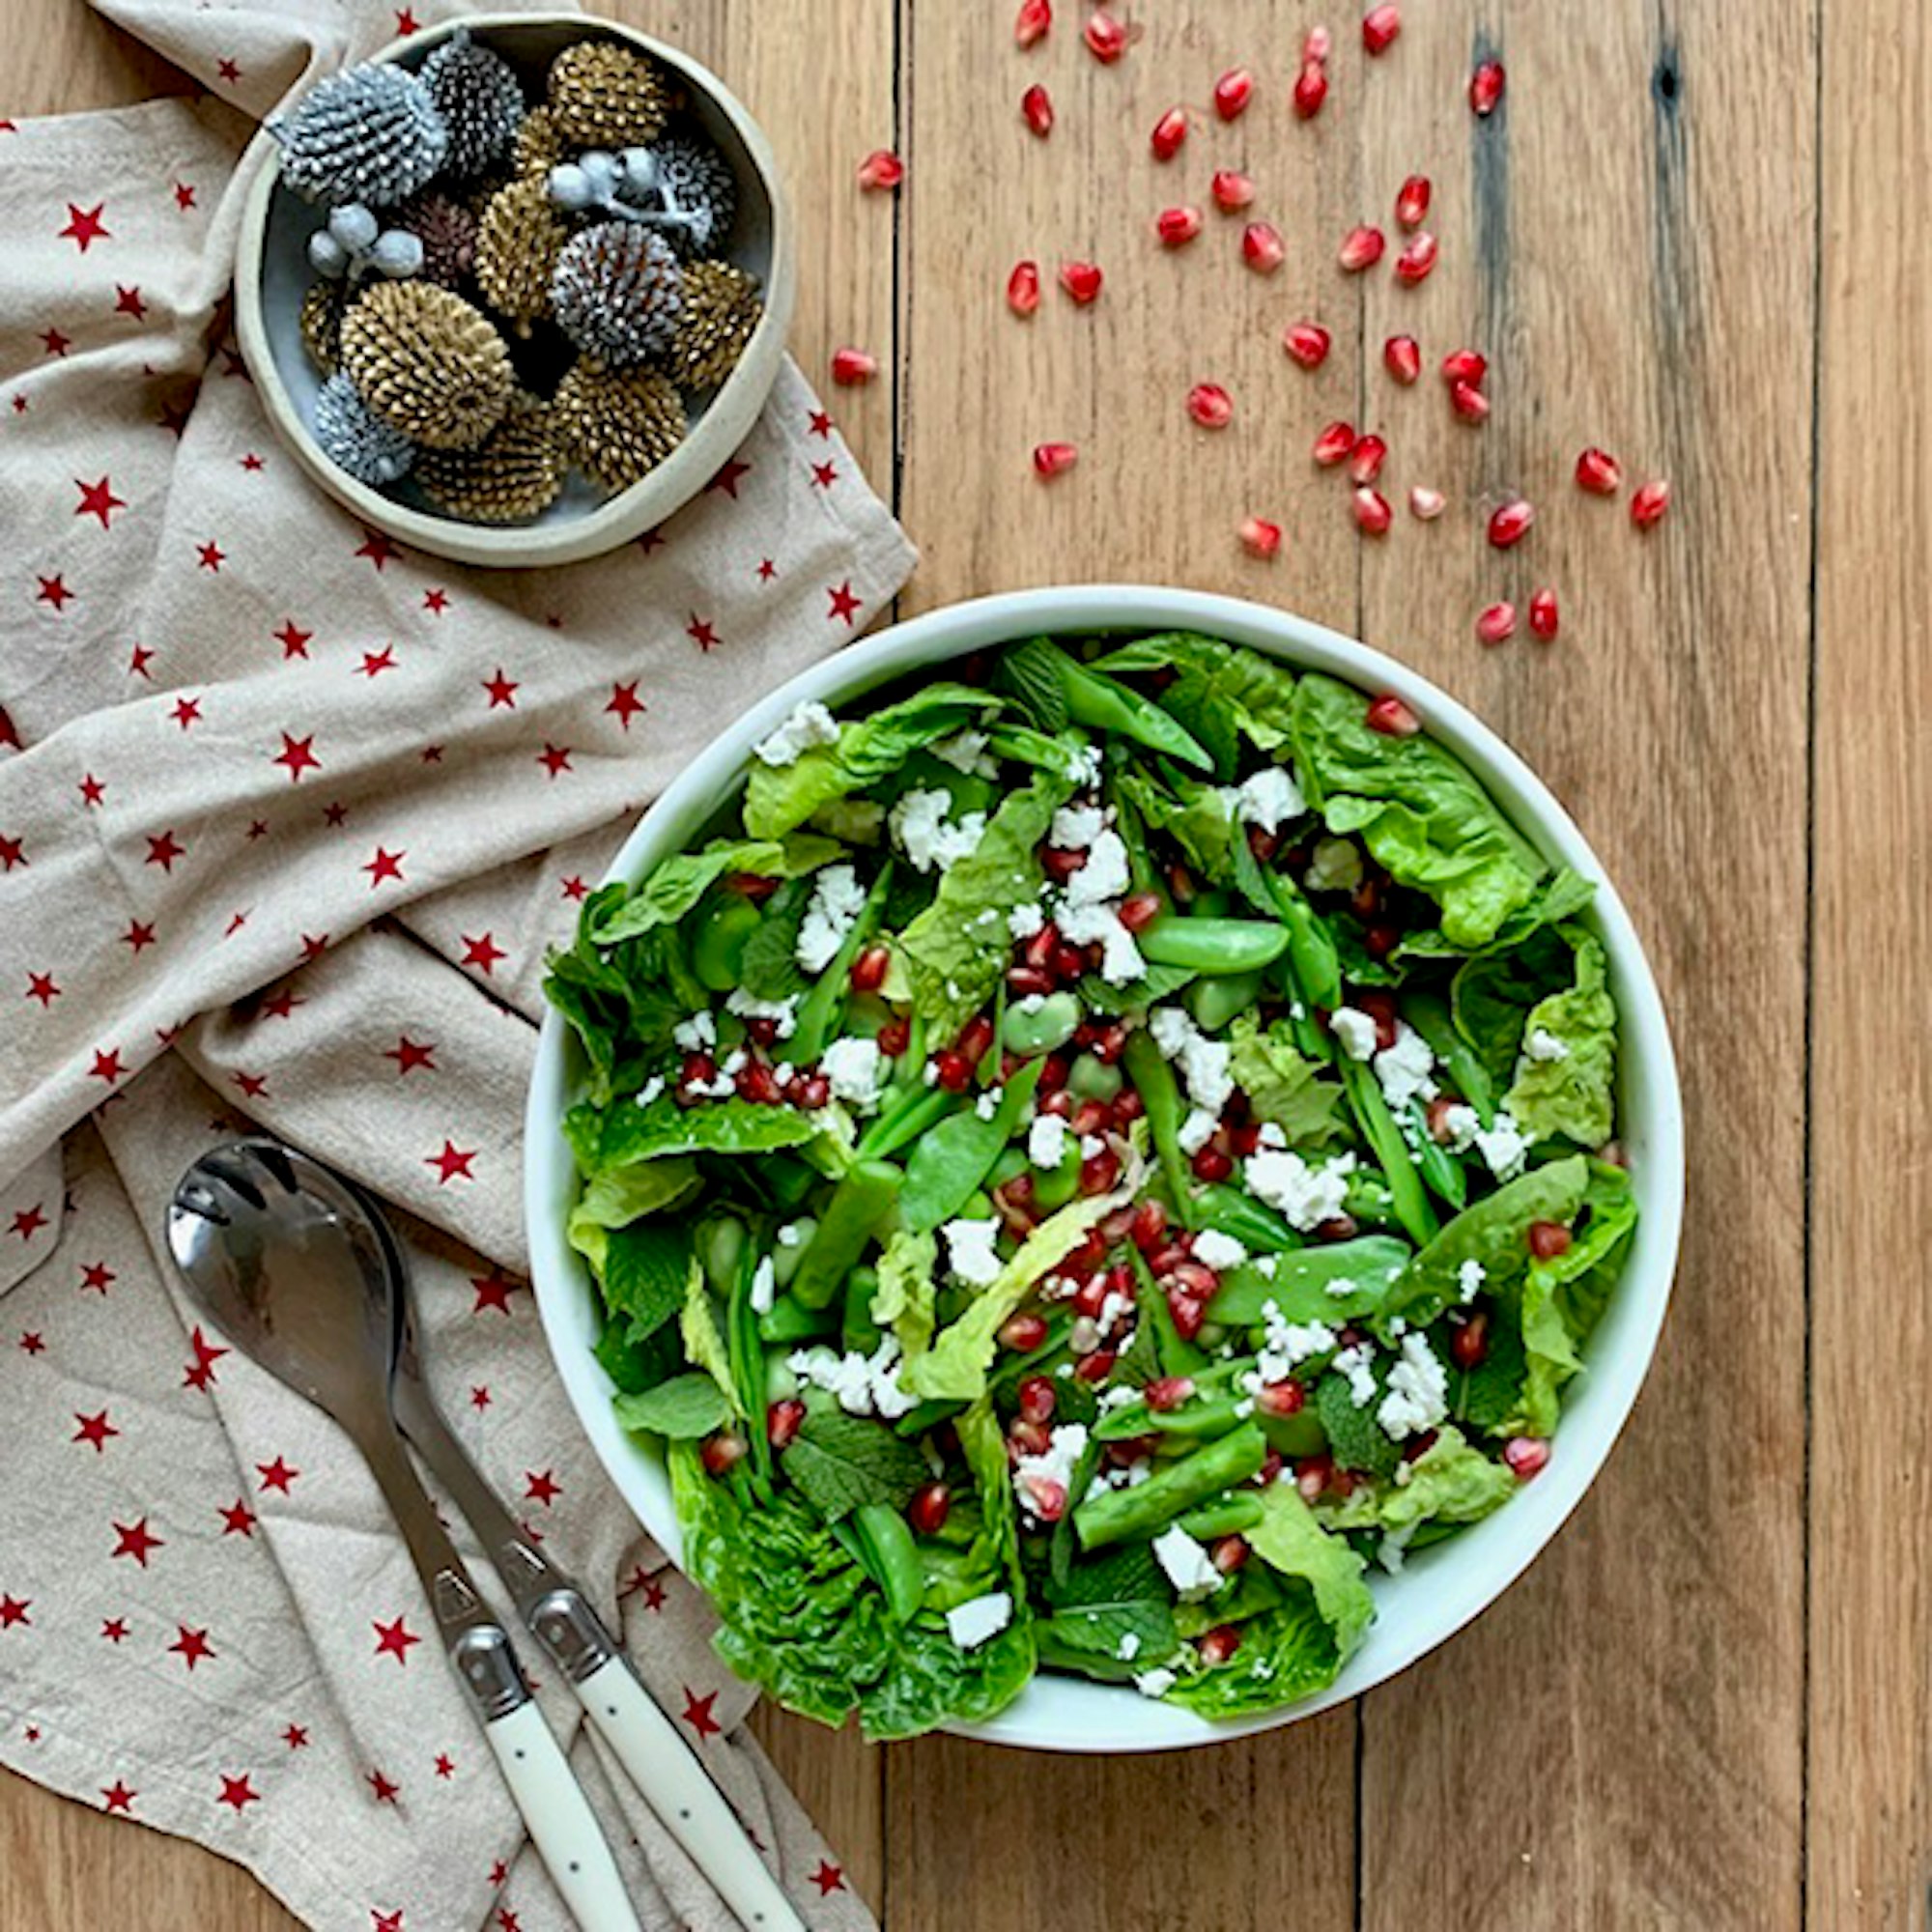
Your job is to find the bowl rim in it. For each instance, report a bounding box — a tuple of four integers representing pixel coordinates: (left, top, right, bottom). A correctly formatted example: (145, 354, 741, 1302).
(525, 583, 1687, 1753)
(233, 8, 796, 570)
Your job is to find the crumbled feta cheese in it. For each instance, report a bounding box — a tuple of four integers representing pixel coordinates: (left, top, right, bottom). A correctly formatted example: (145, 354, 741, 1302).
(1050, 802, 1107, 850)
(1304, 836, 1364, 895)
(891, 787, 987, 874)
(933, 728, 1000, 779)
(1078, 1133, 1106, 1160)
(820, 1035, 885, 1110)
(753, 699, 839, 767)
(786, 1337, 917, 1419)
(946, 1591, 1013, 1651)
(722, 1047, 748, 1076)
(1329, 1007, 1379, 1062)
(1378, 1522, 1418, 1576)
(1256, 1121, 1287, 1151)
(1323, 1275, 1358, 1300)
(1251, 1299, 1337, 1385)
(796, 864, 867, 974)
(1254, 1253, 1279, 1277)
(1524, 1026, 1570, 1063)
(1014, 1423, 1090, 1521)
(1373, 1021, 1437, 1110)
(1071, 744, 1105, 787)
(777, 1221, 808, 1249)
(1457, 1257, 1488, 1304)
(1056, 898, 1145, 984)
(1028, 1113, 1070, 1170)
(1244, 1149, 1356, 1231)
(1332, 1341, 1379, 1408)
(724, 988, 800, 1038)
(1387, 1316, 1406, 1337)
(1439, 1103, 1481, 1152)
(672, 1009, 718, 1052)
(1117, 1632, 1143, 1662)
(1095, 1290, 1136, 1342)
(975, 1091, 1001, 1122)
(634, 1075, 666, 1108)
(1009, 901, 1045, 939)
(749, 1257, 777, 1315)
(1151, 1524, 1221, 1601)
(942, 1217, 1004, 1287)
(1148, 1007, 1234, 1116)
(1178, 1106, 1221, 1156)
(1192, 1230, 1249, 1272)
(1134, 1666, 1178, 1699)
(1378, 1330, 1449, 1440)
(1065, 829, 1129, 904)
(1096, 1383, 1143, 1412)
(1231, 764, 1305, 834)
(1473, 1111, 1531, 1179)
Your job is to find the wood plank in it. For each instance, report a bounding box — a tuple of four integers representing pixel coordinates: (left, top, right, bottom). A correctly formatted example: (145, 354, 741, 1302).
(1809, 0, 1932, 1921)
(1355, 7, 1813, 1928)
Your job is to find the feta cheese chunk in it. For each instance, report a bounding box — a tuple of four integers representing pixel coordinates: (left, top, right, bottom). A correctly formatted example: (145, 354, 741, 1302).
(942, 1217, 1004, 1287)
(753, 699, 840, 767)
(945, 1591, 1013, 1651)
(724, 988, 800, 1038)
(1524, 1026, 1570, 1063)
(1303, 835, 1363, 895)
(1028, 1112, 1070, 1170)
(1178, 1106, 1221, 1156)
(786, 1337, 917, 1418)
(1191, 1229, 1249, 1272)
(1151, 1524, 1221, 1601)
(1244, 1149, 1356, 1231)
(1009, 901, 1046, 940)
(1373, 1021, 1437, 1110)
(1050, 802, 1107, 850)
(1457, 1257, 1488, 1304)
(820, 1035, 885, 1110)
(1332, 1340, 1379, 1409)
(796, 864, 867, 974)
(890, 787, 987, 874)
(1377, 1330, 1449, 1440)
(1329, 1007, 1380, 1062)
(1134, 1666, 1178, 1699)
(1230, 764, 1305, 834)
(933, 728, 999, 779)
(672, 1009, 718, 1052)
(1148, 1006, 1234, 1115)
(1473, 1111, 1531, 1179)
(749, 1256, 777, 1315)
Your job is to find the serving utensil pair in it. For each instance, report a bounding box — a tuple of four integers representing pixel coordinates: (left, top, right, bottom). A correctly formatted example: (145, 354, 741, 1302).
(166, 1139, 801, 1931)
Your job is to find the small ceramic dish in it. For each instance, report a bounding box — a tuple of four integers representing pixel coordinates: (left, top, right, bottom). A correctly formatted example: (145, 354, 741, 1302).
(234, 11, 794, 568)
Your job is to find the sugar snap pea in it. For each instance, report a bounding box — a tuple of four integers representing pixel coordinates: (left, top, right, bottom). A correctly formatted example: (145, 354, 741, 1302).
(1405, 1099, 1468, 1209)
(1185, 968, 1264, 1033)
(1121, 1029, 1194, 1227)
(1054, 653, 1213, 771)
(1177, 1494, 1264, 1539)
(1205, 1236, 1411, 1324)
(757, 1293, 838, 1346)
(1191, 1183, 1304, 1254)
(1336, 1060, 1439, 1246)
(1073, 1423, 1268, 1550)
(856, 1083, 956, 1161)
(898, 1056, 1045, 1232)
(842, 1263, 883, 1352)
(790, 1160, 902, 1309)
(851, 1502, 924, 1624)
(1139, 916, 1289, 975)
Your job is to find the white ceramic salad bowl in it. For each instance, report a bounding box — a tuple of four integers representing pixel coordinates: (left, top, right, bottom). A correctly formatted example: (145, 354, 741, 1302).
(525, 583, 1685, 1753)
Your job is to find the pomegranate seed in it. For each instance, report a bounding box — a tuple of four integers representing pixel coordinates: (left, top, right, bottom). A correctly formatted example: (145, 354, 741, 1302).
(1469, 58, 1506, 117)
(1214, 68, 1254, 119)
(1383, 333, 1421, 384)
(1067, 1229, 1109, 1272)
(831, 346, 877, 386)
(1072, 1273, 1110, 1319)
(1155, 204, 1204, 247)
(1023, 923, 1061, 972)
(1167, 1289, 1207, 1341)
(1080, 1147, 1122, 1195)
(1190, 1145, 1234, 1182)
(796, 1073, 831, 1110)
(1187, 383, 1234, 430)
(1024, 1474, 1068, 1520)
(1527, 1220, 1573, 1259)
(1000, 1312, 1049, 1352)
(1148, 1241, 1188, 1276)
(1575, 445, 1623, 494)
(1210, 169, 1256, 212)
(1475, 601, 1517, 646)
(1529, 587, 1560, 640)
(1021, 83, 1055, 137)
(1295, 1453, 1333, 1501)
(1210, 1535, 1251, 1575)
(1033, 440, 1079, 478)
(1082, 8, 1126, 62)
(1394, 230, 1438, 284)
(1293, 58, 1328, 118)
(736, 1060, 781, 1104)
(1395, 173, 1431, 229)
(680, 1049, 718, 1085)
(1017, 1375, 1058, 1424)
(1145, 1376, 1196, 1412)
(1489, 497, 1535, 548)
(1449, 380, 1491, 425)
(1408, 484, 1445, 521)
(1059, 259, 1103, 305)
(856, 149, 904, 191)
(907, 1481, 952, 1534)
(1313, 420, 1355, 467)
(1014, 0, 1052, 48)
(1052, 944, 1090, 983)
(1450, 1310, 1490, 1371)
(1632, 477, 1672, 529)
(1007, 259, 1042, 316)
(958, 1013, 996, 1065)
(1241, 221, 1285, 273)
(746, 1015, 781, 1047)
(1074, 1350, 1119, 1383)
(1503, 1436, 1550, 1480)
(1116, 891, 1162, 932)
(1362, 4, 1401, 53)
(876, 1018, 911, 1058)
(848, 945, 890, 993)
(766, 1398, 806, 1449)
(724, 871, 779, 900)
(1040, 844, 1086, 882)
(1366, 693, 1420, 737)
(1352, 487, 1393, 536)
(1424, 1094, 1461, 1142)
(700, 1432, 748, 1476)
(1339, 224, 1385, 271)
(1304, 25, 1333, 63)
(1150, 106, 1188, 160)
(1009, 1417, 1052, 1459)
(1238, 515, 1283, 560)
(932, 1049, 973, 1091)
(1284, 322, 1332, 369)
(1350, 433, 1388, 485)
(1007, 963, 1054, 998)
(1196, 1625, 1241, 1665)
(1036, 1051, 1070, 1094)
(1256, 1378, 1305, 1417)
(1441, 348, 1488, 386)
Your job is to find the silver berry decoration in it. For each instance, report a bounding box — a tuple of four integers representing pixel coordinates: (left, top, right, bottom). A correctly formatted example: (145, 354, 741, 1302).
(652, 135, 737, 256)
(269, 63, 450, 209)
(313, 370, 416, 485)
(550, 221, 683, 366)
(307, 202, 424, 281)
(417, 27, 526, 179)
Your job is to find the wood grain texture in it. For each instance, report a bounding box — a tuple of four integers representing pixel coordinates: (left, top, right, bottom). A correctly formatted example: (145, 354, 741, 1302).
(4, 0, 1926, 1927)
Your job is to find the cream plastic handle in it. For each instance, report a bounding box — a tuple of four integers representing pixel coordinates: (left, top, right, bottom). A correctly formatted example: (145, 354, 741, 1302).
(484, 1699, 644, 1931)
(574, 1656, 806, 1932)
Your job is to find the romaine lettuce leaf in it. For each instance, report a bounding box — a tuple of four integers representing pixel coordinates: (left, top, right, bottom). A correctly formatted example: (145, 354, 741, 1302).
(1092, 632, 1300, 776)
(1321, 1424, 1515, 1533)
(1246, 1479, 1376, 1662)
(1292, 673, 1546, 947)
(612, 1374, 733, 1439)
(744, 685, 999, 839)
(1115, 768, 1237, 881)
(869, 1228, 938, 1362)
(1160, 1586, 1350, 1716)
(1504, 927, 1619, 1147)
(1451, 926, 1575, 1091)
(590, 835, 841, 944)
(566, 1094, 827, 1179)
(897, 771, 1074, 1042)
(1394, 867, 1596, 961)
(679, 1266, 739, 1413)
(567, 1159, 701, 1273)
(1225, 1013, 1345, 1144)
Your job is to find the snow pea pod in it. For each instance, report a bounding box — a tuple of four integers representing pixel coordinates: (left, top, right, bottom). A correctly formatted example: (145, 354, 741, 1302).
(851, 1502, 924, 1624)
(1055, 654, 1214, 772)
(1405, 1099, 1468, 1209)
(1139, 916, 1289, 975)
(790, 864, 893, 1065)
(789, 1160, 902, 1309)
(856, 1083, 956, 1162)
(771, 1217, 818, 1288)
(898, 1057, 1045, 1232)
(1190, 1183, 1304, 1254)
(1402, 989, 1494, 1118)
(691, 894, 762, 992)
(1121, 1028, 1195, 1227)
(726, 1243, 774, 1492)
(1205, 1236, 1412, 1324)
(1177, 1494, 1264, 1539)
(1094, 1385, 1249, 1443)
(842, 1263, 883, 1352)
(1073, 1423, 1269, 1550)
(756, 1293, 838, 1345)
(1336, 1060, 1439, 1246)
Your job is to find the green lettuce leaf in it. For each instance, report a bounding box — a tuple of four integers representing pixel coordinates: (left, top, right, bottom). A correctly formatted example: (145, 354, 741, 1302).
(1504, 927, 1619, 1147)
(1246, 1479, 1376, 1662)
(591, 835, 841, 944)
(870, 1228, 938, 1362)
(594, 1313, 684, 1396)
(597, 1219, 696, 1338)
(680, 1267, 739, 1413)
(1394, 867, 1596, 961)
(736, 875, 812, 1001)
(744, 686, 999, 839)
(1225, 1013, 1345, 1144)
(1092, 632, 1300, 776)
(897, 771, 1074, 1042)
(1292, 673, 1546, 947)
(1451, 926, 1576, 1092)
(566, 1158, 702, 1271)
(1160, 1587, 1350, 1716)
(612, 1373, 733, 1439)
(1040, 1544, 1180, 1666)
(567, 1094, 827, 1179)
(783, 1410, 929, 1521)
(1115, 768, 1236, 881)
(1322, 1424, 1516, 1534)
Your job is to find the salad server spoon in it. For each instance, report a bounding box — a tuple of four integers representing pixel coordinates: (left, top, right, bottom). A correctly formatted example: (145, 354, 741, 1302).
(165, 1139, 642, 1932)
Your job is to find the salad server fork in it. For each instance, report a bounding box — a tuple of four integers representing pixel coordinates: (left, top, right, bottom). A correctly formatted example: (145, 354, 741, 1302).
(165, 1140, 643, 1932)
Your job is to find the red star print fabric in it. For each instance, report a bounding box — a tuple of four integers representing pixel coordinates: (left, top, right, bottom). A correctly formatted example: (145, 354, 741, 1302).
(0, 2, 907, 1925)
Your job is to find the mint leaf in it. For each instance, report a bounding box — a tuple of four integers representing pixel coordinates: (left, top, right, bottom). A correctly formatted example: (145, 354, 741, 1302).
(995, 639, 1071, 732)
(1453, 1308, 1527, 1432)
(784, 1410, 930, 1521)
(594, 1313, 683, 1395)
(737, 876, 811, 1001)
(1042, 1545, 1179, 1663)
(591, 835, 841, 944)
(1315, 1368, 1401, 1480)
(601, 1221, 695, 1336)
(1092, 632, 1300, 776)
(613, 1373, 734, 1439)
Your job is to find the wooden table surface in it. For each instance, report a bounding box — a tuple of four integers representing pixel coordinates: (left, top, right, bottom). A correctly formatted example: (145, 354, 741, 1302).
(6, 1, 1927, 1926)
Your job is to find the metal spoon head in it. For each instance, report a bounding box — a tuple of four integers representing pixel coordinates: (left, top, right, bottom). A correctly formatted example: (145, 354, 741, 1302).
(165, 1138, 401, 1437)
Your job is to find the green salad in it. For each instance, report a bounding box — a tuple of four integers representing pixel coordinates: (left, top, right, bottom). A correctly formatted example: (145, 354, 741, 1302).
(546, 631, 1637, 1737)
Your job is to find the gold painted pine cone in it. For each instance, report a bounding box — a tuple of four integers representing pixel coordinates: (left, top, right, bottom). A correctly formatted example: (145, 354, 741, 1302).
(414, 395, 566, 523)
(339, 280, 514, 450)
(547, 40, 671, 149)
(298, 279, 346, 374)
(554, 359, 686, 493)
(665, 259, 761, 390)
(475, 176, 570, 334)
(511, 103, 565, 182)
